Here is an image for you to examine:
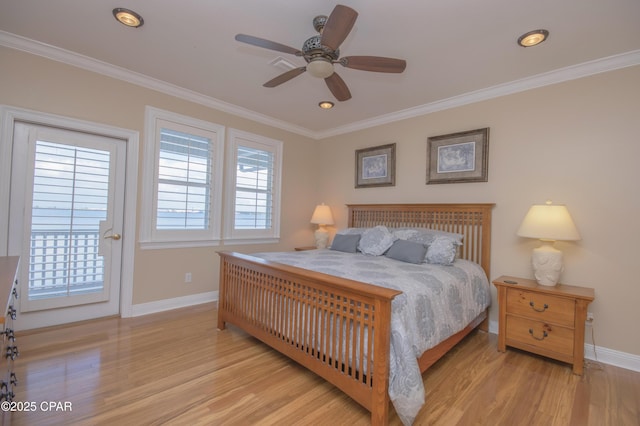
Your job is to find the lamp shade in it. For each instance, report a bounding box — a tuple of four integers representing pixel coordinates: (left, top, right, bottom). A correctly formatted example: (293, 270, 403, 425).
(310, 204, 334, 225)
(517, 203, 580, 241)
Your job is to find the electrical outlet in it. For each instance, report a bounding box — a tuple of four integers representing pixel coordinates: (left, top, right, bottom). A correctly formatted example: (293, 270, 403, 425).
(185, 272, 192, 283)
(585, 312, 594, 325)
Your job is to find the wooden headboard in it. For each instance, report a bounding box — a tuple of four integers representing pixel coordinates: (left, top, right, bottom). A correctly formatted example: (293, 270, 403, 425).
(347, 203, 495, 278)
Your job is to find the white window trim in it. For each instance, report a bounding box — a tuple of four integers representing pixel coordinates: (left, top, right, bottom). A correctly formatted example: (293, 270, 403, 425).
(140, 106, 225, 249)
(223, 128, 282, 245)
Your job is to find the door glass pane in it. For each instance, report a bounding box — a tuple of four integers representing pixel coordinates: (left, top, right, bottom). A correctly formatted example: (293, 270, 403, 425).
(29, 141, 110, 300)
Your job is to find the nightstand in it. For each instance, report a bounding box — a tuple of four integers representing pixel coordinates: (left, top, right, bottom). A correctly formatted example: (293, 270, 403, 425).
(493, 275, 595, 375)
(294, 246, 317, 251)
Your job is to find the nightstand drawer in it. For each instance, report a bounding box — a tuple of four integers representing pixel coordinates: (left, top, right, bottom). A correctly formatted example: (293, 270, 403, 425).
(506, 315, 574, 357)
(506, 288, 575, 327)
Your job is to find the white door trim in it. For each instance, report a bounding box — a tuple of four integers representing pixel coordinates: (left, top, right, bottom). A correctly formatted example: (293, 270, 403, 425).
(0, 105, 138, 324)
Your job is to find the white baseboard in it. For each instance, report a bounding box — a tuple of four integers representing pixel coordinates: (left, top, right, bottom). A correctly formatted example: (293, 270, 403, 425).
(129, 291, 218, 317)
(488, 320, 640, 373)
(584, 343, 640, 372)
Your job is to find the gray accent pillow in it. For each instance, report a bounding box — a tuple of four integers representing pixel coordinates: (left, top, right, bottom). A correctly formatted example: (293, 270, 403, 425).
(358, 225, 396, 256)
(384, 239, 428, 264)
(425, 235, 462, 265)
(330, 234, 361, 253)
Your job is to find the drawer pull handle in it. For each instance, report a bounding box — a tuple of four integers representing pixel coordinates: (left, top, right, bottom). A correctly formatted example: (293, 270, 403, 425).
(529, 301, 548, 312)
(529, 328, 548, 341)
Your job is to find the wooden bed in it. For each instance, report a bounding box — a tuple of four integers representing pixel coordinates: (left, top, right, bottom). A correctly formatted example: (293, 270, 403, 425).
(217, 203, 494, 425)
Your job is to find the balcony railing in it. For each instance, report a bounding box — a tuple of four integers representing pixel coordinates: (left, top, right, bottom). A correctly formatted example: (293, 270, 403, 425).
(29, 229, 104, 300)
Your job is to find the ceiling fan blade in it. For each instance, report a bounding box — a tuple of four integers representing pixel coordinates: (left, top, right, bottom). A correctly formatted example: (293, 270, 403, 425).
(325, 72, 352, 101)
(340, 56, 407, 73)
(263, 67, 307, 88)
(235, 34, 302, 56)
(321, 5, 358, 51)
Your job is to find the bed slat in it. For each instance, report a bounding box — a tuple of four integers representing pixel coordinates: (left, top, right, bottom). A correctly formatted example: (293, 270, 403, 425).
(218, 252, 400, 419)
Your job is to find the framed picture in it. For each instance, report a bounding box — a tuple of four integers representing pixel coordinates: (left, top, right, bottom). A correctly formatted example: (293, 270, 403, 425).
(355, 143, 396, 188)
(426, 128, 489, 184)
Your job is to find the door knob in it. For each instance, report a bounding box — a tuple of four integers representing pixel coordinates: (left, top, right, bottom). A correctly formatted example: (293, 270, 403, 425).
(104, 233, 121, 240)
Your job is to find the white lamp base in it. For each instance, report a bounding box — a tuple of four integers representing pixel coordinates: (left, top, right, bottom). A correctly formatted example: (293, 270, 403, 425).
(314, 227, 329, 249)
(531, 241, 564, 286)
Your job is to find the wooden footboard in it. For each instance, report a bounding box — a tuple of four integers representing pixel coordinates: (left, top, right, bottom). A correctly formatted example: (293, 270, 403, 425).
(217, 203, 494, 425)
(218, 251, 402, 425)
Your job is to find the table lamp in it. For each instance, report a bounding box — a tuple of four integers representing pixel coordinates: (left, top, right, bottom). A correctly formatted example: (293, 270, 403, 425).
(517, 201, 581, 286)
(310, 203, 334, 249)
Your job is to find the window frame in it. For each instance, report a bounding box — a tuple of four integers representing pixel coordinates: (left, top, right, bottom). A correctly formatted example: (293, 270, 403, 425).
(223, 128, 282, 245)
(140, 106, 224, 249)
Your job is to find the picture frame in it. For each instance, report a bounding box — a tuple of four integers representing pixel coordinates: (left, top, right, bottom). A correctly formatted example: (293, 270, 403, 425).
(355, 143, 396, 188)
(426, 128, 489, 184)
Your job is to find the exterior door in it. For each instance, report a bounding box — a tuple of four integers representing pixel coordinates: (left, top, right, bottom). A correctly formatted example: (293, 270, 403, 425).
(8, 122, 126, 328)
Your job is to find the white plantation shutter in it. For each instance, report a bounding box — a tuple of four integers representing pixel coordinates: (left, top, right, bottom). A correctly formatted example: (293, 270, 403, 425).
(156, 128, 212, 230)
(234, 146, 274, 230)
(224, 129, 282, 243)
(29, 141, 110, 299)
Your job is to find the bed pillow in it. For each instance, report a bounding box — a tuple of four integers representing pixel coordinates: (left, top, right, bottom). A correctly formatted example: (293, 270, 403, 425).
(384, 239, 428, 264)
(336, 227, 369, 235)
(391, 228, 423, 241)
(358, 225, 395, 256)
(425, 235, 462, 266)
(392, 227, 463, 246)
(329, 234, 361, 253)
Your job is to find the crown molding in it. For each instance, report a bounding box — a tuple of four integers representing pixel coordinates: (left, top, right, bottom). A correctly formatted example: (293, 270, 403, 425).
(0, 31, 315, 139)
(2, 30, 639, 140)
(317, 49, 640, 139)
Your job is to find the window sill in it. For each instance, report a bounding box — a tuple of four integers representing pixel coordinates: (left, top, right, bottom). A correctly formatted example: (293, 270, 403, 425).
(222, 237, 280, 246)
(139, 239, 222, 250)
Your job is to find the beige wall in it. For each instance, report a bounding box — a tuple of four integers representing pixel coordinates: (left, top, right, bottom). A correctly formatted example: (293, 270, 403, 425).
(316, 65, 640, 357)
(2, 46, 639, 358)
(0, 46, 321, 305)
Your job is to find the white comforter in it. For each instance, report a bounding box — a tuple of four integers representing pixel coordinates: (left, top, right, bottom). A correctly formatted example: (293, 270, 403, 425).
(252, 249, 491, 425)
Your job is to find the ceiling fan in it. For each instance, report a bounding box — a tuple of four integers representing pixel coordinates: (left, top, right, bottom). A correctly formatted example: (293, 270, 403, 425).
(235, 4, 407, 102)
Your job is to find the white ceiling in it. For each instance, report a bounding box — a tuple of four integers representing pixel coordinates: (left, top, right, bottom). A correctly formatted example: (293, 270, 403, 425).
(1, 0, 639, 139)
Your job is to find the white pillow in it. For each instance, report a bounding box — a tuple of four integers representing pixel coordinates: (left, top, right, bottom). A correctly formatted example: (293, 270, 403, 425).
(358, 226, 395, 256)
(392, 227, 463, 246)
(336, 227, 368, 235)
(425, 236, 462, 265)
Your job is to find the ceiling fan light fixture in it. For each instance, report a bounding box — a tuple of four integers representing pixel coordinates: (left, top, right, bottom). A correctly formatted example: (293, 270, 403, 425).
(517, 29, 549, 47)
(307, 58, 334, 78)
(113, 8, 144, 28)
(318, 101, 334, 109)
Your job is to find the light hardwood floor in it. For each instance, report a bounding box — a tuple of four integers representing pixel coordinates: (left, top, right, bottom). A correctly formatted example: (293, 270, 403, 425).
(11, 302, 640, 425)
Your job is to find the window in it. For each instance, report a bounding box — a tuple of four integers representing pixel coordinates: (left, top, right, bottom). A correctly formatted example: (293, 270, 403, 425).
(224, 129, 282, 244)
(140, 107, 224, 248)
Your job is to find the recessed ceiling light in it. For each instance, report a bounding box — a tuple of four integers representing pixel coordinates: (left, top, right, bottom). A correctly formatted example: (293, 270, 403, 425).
(318, 101, 334, 109)
(517, 29, 549, 47)
(113, 8, 144, 28)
